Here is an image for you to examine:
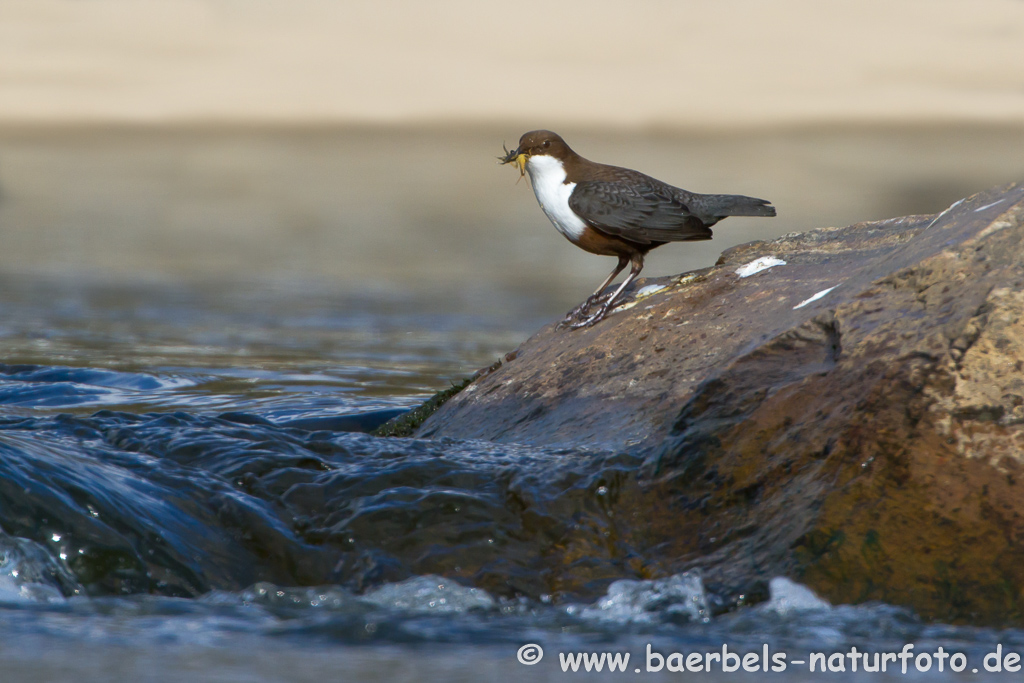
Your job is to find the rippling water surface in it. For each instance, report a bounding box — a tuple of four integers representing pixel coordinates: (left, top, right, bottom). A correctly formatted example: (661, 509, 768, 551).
(3, 126, 1024, 681)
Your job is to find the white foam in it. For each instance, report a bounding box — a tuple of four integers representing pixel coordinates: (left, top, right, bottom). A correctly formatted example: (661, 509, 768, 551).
(0, 538, 68, 605)
(735, 256, 786, 278)
(362, 575, 495, 613)
(0, 574, 65, 604)
(761, 577, 830, 615)
(574, 571, 709, 624)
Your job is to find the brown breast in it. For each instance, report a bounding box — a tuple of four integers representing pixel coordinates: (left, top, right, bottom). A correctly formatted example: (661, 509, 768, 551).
(570, 225, 657, 257)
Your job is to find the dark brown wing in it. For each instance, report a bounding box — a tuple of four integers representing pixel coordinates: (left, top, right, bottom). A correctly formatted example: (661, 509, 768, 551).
(567, 180, 714, 245)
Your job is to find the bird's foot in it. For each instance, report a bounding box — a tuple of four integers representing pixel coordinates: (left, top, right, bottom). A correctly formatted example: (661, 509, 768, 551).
(567, 302, 614, 329)
(556, 293, 612, 328)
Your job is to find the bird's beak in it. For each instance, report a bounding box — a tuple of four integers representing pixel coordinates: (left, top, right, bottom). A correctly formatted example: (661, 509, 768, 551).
(499, 143, 528, 177)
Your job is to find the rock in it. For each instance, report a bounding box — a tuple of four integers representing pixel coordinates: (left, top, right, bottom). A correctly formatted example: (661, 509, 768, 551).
(416, 182, 1024, 625)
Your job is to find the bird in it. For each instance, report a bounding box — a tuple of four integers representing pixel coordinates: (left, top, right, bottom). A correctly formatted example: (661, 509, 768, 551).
(500, 130, 776, 328)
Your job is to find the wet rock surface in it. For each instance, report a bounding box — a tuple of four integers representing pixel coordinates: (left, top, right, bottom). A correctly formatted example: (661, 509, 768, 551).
(418, 182, 1024, 625)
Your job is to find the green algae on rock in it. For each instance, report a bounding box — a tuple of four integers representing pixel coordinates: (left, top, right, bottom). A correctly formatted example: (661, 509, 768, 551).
(372, 379, 473, 438)
(373, 360, 504, 438)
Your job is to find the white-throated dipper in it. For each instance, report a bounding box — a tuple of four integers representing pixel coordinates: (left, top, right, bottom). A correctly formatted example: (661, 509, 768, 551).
(501, 130, 776, 328)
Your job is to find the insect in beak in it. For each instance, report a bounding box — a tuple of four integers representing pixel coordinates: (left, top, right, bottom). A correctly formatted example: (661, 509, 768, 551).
(499, 143, 528, 179)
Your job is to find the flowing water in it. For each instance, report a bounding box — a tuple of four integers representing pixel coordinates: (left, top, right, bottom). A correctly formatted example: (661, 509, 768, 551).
(1, 125, 1024, 680)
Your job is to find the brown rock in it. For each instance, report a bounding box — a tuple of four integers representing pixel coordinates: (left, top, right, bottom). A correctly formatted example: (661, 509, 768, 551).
(418, 182, 1024, 624)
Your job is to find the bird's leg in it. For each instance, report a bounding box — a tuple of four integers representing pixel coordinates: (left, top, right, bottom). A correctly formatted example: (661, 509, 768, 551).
(559, 255, 628, 325)
(570, 253, 644, 329)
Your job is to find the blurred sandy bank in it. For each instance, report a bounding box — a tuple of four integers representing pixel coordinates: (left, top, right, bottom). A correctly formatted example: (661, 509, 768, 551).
(1, 0, 1024, 127)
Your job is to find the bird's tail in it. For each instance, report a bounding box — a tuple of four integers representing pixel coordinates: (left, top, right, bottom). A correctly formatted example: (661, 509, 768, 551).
(698, 193, 777, 218)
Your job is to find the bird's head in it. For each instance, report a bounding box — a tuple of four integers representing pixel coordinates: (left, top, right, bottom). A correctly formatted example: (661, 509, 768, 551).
(499, 130, 571, 177)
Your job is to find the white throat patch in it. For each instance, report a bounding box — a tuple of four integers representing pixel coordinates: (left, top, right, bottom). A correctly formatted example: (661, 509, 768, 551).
(525, 154, 587, 241)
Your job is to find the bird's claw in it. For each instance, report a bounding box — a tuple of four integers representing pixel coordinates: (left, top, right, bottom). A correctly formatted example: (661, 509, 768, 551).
(558, 292, 612, 326)
(559, 304, 590, 325)
(558, 299, 616, 330)
(568, 306, 609, 329)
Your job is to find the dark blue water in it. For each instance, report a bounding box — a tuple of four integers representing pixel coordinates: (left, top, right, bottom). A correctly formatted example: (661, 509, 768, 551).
(1, 277, 1021, 681)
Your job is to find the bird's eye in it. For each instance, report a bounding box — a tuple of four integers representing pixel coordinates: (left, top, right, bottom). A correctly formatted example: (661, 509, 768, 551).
(542, 140, 551, 148)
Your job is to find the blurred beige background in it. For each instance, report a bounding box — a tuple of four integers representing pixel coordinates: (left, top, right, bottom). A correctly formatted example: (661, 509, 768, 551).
(1, 0, 1023, 307)
(2, 0, 1024, 127)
